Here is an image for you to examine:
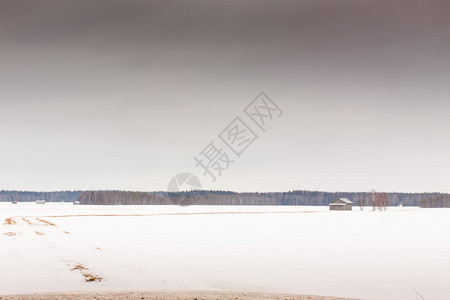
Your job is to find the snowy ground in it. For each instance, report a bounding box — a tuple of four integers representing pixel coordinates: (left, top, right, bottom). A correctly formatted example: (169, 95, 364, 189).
(1, 203, 449, 300)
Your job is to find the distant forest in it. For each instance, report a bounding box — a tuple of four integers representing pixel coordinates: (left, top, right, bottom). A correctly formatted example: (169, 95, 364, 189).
(1, 190, 446, 206)
(419, 194, 450, 208)
(0, 190, 82, 203)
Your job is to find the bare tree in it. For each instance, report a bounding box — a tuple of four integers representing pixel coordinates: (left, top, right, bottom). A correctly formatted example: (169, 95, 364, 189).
(380, 192, 389, 210)
(358, 195, 365, 211)
(373, 192, 389, 211)
(371, 189, 376, 211)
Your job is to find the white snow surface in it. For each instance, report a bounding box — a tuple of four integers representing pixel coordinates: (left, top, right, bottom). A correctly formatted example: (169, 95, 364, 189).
(1, 203, 450, 300)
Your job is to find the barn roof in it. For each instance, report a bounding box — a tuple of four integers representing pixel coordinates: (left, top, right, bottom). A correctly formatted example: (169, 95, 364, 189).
(330, 198, 353, 204)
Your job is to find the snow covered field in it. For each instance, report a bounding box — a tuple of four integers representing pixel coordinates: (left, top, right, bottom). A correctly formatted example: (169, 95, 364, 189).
(1, 203, 449, 300)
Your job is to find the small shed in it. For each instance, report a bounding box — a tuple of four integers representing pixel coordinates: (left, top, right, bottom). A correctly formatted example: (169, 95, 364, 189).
(36, 200, 46, 205)
(329, 198, 353, 211)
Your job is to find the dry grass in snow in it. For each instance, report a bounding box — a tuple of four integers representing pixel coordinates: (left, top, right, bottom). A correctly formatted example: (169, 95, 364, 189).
(70, 264, 103, 283)
(3, 218, 16, 225)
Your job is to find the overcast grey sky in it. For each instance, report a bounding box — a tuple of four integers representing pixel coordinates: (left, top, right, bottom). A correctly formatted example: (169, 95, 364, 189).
(1, 0, 449, 193)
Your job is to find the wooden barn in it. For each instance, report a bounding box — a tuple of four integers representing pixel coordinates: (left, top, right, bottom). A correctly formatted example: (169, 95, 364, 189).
(329, 198, 353, 211)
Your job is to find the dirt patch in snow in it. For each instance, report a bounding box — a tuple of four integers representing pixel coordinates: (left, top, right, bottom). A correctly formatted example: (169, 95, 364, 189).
(22, 218, 33, 225)
(3, 218, 16, 225)
(70, 264, 103, 283)
(35, 218, 57, 226)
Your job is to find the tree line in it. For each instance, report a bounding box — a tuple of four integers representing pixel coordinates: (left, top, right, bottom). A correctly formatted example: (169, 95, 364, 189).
(0, 190, 82, 203)
(1, 189, 446, 206)
(76, 190, 442, 206)
(419, 194, 450, 208)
